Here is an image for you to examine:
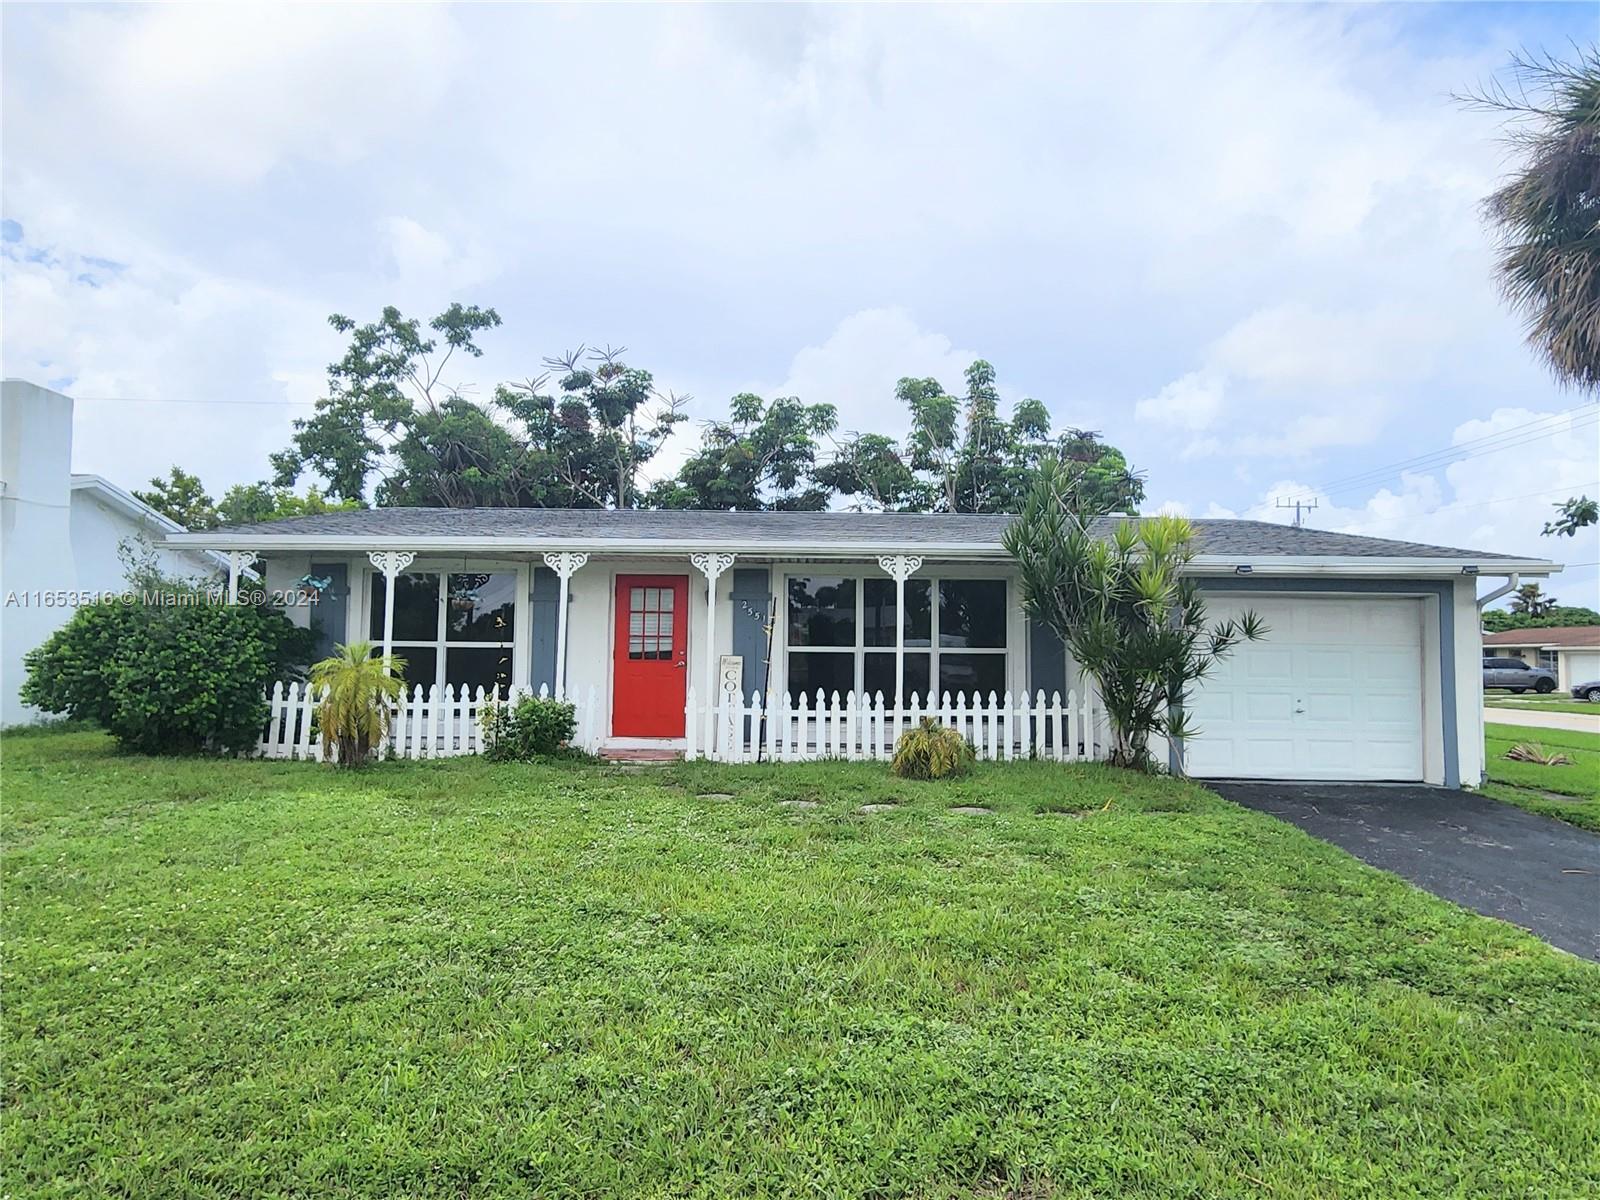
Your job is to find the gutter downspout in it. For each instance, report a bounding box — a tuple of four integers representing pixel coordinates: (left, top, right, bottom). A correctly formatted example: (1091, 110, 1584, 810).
(1471, 573, 1520, 786)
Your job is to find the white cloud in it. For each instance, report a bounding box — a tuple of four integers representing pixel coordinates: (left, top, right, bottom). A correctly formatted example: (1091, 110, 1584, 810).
(1210, 407, 1600, 588)
(24, 6, 460, 185)
(1135, 372, 1224, 432)
(771, 307, 984, 436)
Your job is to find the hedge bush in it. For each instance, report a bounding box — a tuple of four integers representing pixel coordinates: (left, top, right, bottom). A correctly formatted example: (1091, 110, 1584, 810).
(482, 694, 577, 761)
(21, 597, 313, 755)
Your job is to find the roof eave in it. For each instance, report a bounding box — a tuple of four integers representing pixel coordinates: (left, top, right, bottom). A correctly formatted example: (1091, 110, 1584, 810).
(161, 532, 1561, 575)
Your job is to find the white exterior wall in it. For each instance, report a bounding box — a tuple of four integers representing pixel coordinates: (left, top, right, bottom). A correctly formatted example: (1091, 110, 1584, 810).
(1, 381, 217, 726)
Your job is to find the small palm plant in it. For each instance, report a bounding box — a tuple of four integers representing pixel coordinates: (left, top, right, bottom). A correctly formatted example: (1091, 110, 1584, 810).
(892, 719, 975, 780)
(308, 641, 406, 767)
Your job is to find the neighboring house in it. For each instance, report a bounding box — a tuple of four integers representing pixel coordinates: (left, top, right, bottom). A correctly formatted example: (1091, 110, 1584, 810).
(0, 380, 225, 726)
(169, 508, 1559, 786)
(1481, 626, 1600, 691)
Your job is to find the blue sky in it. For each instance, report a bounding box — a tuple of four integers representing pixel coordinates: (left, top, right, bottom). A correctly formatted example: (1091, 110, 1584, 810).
(3, 3, 1596, 599)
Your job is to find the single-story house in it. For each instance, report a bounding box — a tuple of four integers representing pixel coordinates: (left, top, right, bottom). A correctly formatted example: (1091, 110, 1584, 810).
(1481, 625, 1600, 692)
(168, 508, 1559, 786)
(1, 380, 227, 726)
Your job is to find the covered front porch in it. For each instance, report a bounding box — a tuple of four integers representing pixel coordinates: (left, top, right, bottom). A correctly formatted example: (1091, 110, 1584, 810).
(239, 543, 1101, 762)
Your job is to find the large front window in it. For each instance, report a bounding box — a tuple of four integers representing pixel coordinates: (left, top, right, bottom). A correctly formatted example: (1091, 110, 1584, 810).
(786, 573, 1007, 702)
(370, 571, 517, 696)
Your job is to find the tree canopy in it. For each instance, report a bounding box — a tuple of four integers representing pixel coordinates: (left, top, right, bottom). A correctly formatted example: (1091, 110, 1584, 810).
(1482, 605, 1600, 632)
(256, 305, 1145, 517)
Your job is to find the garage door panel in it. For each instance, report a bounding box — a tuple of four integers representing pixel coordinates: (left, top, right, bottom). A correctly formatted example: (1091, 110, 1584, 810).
(1246, 648, 1293, 681)
(1186, 595, 1424, 782)
(1303, 692, 1354, 722)
(1245, 691, 1294, 721)
(1304, 650, 1353, 681)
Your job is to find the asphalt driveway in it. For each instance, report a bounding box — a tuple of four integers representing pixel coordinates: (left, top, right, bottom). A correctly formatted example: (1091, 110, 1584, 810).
(1208, 782, 1600, 960)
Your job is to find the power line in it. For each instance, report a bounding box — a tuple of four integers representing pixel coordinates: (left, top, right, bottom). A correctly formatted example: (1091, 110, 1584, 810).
(1334, 480, 1599, 533)
(1314, 403, 1599, 498)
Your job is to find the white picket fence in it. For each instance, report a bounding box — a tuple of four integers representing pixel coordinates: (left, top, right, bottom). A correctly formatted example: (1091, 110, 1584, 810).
(256, 681, 604, 761)
(685, 687, 1109, 764)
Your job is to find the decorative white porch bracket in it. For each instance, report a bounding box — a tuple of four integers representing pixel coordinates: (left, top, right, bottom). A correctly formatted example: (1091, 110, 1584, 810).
(876, 554, 924, 727)
(542, 551, 589, 699)
(690, 551, 737, 751)
(368, 550, 417, 666)
(227, 551, 260, 604)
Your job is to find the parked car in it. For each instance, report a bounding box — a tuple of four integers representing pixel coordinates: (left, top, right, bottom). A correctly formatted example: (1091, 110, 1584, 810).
(1572, 679, 1600, 703)
(1482, 656, 1559, 693)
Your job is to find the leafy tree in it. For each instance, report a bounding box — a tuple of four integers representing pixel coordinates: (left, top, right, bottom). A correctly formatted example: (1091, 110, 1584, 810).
(646, 393, 838, 510)
(826, 362, 1145, 515)
(270, 303, 507, 503)
(217, 482, 363, 525)
(133, 467, 219, 530)
(1544, 494, 1598, 537)
(1509, 581, 1560, 616)
(1004, 457, 1264, 771)
(813, 433, 921, 512)
(495, 346, 687, 508)
(1483, 605, 1600, 632)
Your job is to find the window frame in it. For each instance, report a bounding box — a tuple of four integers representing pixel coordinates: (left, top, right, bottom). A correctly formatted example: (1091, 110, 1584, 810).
(363, 560, 529, 696)
(779, 569, 1011, 703)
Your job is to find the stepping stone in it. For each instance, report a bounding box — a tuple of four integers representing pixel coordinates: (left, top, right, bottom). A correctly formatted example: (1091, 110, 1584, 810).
(950, 806, 993, 815)
(857, 803, 898, 813)
(778, 799, 819, 810)
(697, 793, 735, 801)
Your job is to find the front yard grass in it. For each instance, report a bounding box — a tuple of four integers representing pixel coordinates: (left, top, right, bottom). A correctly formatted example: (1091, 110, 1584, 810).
(4, 730, 1599, 1198)
(1484, 721, 1600, 831)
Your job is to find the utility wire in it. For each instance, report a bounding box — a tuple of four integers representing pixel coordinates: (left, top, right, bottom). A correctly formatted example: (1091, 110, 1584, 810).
(1314, 403, 1599, 498)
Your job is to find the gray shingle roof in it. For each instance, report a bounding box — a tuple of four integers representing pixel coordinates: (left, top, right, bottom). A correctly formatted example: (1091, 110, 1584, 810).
(197, 507, 1532, 560)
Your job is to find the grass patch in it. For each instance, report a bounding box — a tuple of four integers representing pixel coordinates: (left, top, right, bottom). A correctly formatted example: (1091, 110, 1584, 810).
(1487, 693, 1600, 717)
(5, 730, 1599, 1198)
(1483, 722, 1600, 830)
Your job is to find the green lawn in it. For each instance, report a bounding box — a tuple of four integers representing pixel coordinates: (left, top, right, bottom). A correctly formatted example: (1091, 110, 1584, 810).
(1484, 721, 1600, 831)
(5, 731, 1599, 1198)
(1486, 692, 1600, 717)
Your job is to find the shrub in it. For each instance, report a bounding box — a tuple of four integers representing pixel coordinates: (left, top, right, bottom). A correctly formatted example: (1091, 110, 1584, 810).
(483, 694, 577, 761)
(21, 596, 313, 755)
(309, 642, 406, 767)
(891, 719, 975, 780)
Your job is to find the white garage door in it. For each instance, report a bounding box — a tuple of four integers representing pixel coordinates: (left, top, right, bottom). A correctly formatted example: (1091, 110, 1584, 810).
(1566, 651, 1600, 690)
(1184, 594, 1425, 781)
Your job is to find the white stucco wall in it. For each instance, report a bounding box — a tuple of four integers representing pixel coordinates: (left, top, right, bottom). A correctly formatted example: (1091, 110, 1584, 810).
(0, 381, 219, 725)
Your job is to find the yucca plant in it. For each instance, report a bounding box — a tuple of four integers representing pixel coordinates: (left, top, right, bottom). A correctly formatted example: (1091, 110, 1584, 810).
(892, 719, 975, 780)
(308, 641, 406, 767)
(1004, 456, 1267, 771)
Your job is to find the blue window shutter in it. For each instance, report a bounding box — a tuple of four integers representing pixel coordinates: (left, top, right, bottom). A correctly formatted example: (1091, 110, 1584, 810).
(730, 567, 773, 696)
(530, 566, 559, 693)
(1028, 615, 1066, 697)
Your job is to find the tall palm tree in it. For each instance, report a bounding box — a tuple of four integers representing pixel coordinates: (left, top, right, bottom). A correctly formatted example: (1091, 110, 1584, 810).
(1467, 48, 1600, 390)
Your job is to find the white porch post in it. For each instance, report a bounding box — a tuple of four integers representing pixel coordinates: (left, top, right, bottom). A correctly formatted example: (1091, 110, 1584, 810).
(367, 550, 416, 667)
(691, 552, 736, 748)
(542, 552, 589, 699)
(876, 554, 924, 712)
(227, 551, 259, 604)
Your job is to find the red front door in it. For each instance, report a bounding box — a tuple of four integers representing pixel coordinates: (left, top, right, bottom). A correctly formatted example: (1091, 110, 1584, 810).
(613, 575, 689, 737)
